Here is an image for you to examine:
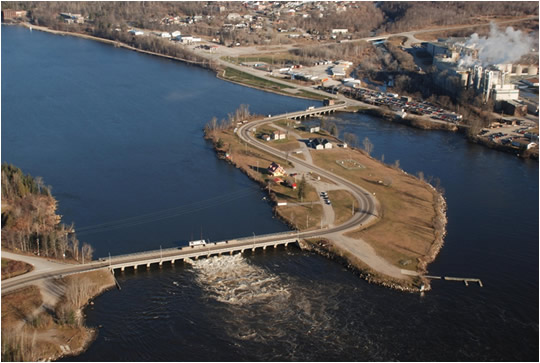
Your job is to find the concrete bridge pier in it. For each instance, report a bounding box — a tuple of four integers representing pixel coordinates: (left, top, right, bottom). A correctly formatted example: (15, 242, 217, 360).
(229, 251, 233, 255)
(285, 242, 289, 247)
(133, 265, 138, 270)
(159, 261, 163, 268)
(263, 246, 267, 250)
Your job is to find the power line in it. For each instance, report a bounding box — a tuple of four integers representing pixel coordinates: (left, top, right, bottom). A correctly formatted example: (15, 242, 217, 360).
(77, 187, 263, 235)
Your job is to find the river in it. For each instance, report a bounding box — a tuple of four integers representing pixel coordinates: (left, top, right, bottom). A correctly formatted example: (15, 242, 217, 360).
(2, 25, 538, 361)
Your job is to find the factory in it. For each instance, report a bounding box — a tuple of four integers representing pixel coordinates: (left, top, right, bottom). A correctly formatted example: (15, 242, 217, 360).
(427, 36, 538, 114)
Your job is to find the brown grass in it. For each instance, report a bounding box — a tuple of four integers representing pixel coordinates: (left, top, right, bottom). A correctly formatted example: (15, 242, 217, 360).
(310, 147, 438, 271)
(327, 190, 356, 226)
(1, 286, 42, 328)
(278, 204, 323, 231)
(1, 258, 34, 280)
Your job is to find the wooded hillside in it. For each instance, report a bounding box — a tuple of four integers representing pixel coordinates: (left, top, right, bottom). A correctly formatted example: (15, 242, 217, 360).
(1, 164, 93, 262)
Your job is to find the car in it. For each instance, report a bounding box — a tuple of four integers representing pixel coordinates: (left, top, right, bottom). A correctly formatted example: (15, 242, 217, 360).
(325, 200, 332, 205)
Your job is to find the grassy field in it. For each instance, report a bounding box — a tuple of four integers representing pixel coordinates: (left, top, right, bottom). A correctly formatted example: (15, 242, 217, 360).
(222, 67, 291, 91)
(327, 190, 356, 226)
(1, 258, 34, 280)
(278, 204, 323, 231)
(310, 148, 440, 271)
(220, 67, 330, 101)
(221, 52, 301, 67)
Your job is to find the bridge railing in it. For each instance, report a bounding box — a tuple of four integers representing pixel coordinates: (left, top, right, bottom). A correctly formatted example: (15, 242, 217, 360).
(101, 230, 300, 262)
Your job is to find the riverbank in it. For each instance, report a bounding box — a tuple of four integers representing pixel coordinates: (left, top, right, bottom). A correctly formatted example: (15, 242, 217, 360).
(14, 22, 326, 103)
(1, 268, 115, 361)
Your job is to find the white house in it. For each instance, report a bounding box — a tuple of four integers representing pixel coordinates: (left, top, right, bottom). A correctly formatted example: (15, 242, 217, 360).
(332, 28, 348, 34)
(171, 31, 181, 38)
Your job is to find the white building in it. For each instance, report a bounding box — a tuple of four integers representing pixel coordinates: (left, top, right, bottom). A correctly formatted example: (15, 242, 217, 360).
(332, 29, 348, 34)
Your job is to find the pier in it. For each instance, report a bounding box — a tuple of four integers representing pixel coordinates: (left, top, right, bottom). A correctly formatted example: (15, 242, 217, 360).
(425, 275, 483, 287)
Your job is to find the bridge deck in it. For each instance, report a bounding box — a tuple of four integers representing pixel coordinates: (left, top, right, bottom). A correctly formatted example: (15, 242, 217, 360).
(105, 235, 299, 272)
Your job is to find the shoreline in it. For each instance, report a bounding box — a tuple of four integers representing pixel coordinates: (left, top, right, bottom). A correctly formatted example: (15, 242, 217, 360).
(14, 22, 324, 102)
(10, 22, 537, 160)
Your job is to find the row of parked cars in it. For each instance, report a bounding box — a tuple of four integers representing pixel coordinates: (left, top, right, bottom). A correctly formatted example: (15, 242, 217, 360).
(341, 87, 463, 123)
(320, 191, 331, 205)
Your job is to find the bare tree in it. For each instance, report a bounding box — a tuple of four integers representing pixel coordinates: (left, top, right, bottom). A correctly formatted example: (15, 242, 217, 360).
(343, 132, 358, 147)
(363, 137, 373, 156)
(81, 243, 94, 263)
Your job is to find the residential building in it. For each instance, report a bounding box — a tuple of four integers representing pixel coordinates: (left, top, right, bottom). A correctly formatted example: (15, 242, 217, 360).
(268, 162, 285, 176)
(272, 131, 286, 140)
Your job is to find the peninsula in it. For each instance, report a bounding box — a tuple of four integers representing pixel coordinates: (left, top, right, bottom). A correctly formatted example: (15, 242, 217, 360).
(205, 103, 447, 290)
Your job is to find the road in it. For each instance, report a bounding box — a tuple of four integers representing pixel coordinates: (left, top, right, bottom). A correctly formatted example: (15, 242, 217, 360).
(237, 111, 409, 279)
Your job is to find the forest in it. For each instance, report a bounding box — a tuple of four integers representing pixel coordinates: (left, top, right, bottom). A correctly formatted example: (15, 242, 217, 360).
(1, 164, 93, 262)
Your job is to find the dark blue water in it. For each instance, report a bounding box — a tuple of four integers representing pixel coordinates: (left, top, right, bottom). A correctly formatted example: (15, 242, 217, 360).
(1, 25, 318, 257)
(2, 25, 538, 361)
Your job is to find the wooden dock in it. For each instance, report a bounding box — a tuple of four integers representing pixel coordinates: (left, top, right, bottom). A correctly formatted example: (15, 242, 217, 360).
(424, 275, 483, 287)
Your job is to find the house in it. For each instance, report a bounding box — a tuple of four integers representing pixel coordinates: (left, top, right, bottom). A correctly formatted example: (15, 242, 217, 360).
(171, 31, 181, 38)
(309, 126, 320, 133)
(60, 13, 84, 24)
(332, 28, 348, 34)
(310, 138, 333, 150)
(272, 131, 286, 140)
(261, 134, 271, 141)
(268, 162, 285, 176)
(160, 32, 171, 39)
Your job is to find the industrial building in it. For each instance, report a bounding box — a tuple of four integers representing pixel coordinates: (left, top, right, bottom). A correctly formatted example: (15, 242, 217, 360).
(427, 37, 538, 111)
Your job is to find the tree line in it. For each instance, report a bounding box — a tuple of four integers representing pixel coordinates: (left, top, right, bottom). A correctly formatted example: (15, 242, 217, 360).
(1, 164, 93, 262)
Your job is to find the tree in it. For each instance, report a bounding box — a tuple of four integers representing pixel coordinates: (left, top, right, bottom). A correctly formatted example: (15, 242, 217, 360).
(297, 175, 307, 202)
(343, 132, 358, 148)
(329, 122, 339, 137)
(216, 138, 224, 149)
(81, 243, 94, 263)
(363, 137, 373, 155)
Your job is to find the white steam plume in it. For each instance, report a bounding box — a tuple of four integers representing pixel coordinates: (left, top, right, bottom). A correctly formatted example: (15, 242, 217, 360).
(464, 22, 534, 66)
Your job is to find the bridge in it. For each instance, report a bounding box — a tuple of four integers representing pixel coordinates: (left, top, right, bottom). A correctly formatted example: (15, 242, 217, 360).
(280, 103, 348, 120)
(105, 231, 300, 272)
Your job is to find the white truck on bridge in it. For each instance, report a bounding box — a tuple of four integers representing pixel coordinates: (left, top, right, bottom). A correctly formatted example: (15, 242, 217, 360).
(189, 239, 207, 247)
